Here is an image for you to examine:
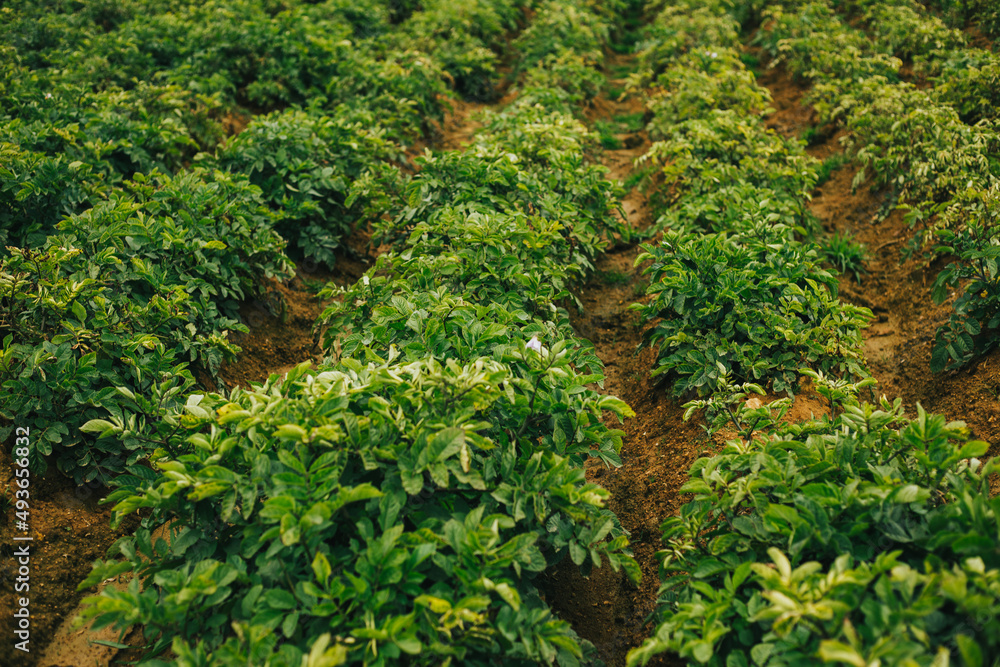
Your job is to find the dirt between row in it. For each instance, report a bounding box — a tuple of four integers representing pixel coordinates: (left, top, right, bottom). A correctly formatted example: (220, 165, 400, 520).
(543, 46, 1000, 667)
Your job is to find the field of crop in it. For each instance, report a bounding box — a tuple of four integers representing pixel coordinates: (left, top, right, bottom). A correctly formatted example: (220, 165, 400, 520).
(2, 0, 1000, 665)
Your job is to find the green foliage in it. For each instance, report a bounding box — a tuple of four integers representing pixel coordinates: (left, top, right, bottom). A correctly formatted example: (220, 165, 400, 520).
(71, 3, 642, 665)
(374, 106, 626, 277)
(930, 49, 1000, 123)
(645, 49, 771, 138)
(820, 231, 868, 285)
(629, 371, 1000, 667)
(641, 111, 819, 205)
(752, 0, 1000, 376)
(404, 0, 521, 101)
(514, 1, 609, 71)
(922, 0, 1000, 39)
(814, 151, 847, 187)
(212, 107, 402, 268)
(0, 245, 197, 481)
(0, 141, 108, 249)
(930, 185, 1000, 372)
(78, 358, 636, 665)
(594, 121, 623, 149)
(845, 83, 998, 208)
(1, 168, 293, 481)
(652, 181, 814, 238)
(633, 222, 870, 397)
(862, 2, 966, 61)
(521, 51, 605, 104)
(630, 5, 742, 89)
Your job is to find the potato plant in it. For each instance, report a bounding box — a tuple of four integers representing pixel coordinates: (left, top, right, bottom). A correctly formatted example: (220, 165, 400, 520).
(629, 1, 1000, 664)
(74, 1, 644, 665)
(630, 373, 1000, 667)
(632, 0, 867, 397)
(753, 0, 1000, 373)
(81, 358, 637, 665)
(211, 107, 403, 268)
(633, 224, 870, 397)
(0, 0, 528, 485)
(1, 168, 293, 481)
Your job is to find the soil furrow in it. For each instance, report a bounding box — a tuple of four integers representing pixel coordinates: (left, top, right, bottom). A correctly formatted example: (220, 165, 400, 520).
(753, 56, 1000, 476)
(540, 62, 697, 667)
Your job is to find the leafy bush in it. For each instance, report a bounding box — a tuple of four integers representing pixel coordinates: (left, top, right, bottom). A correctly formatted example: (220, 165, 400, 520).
(212, 107, 402, 268)
(148, 2, 357, 110)
(846, 84, 998, 208)
(931, 49, 1000, 123)
(629, 372, 1000, 667)
(0, 141, 108, 249)
(632, 221, 871, 397)
(52, 169, 294, 360)
(1, 168, 293, 481)
(404, 0, 521, 101)
(630, 5, 742, 88)
(79, 357, 638, 665)
(929, 184, 1000, 372)
(0, 246, 196, 482)
(375, 116, 625, 277)
(514, 1, 609, 71)
(652, 181, 816, 238)
(520, 51, 605, 104)
(641, 110, 819, 207)
(316, 213, 631, 471)
(923, 0, 1000, 39)
(645, 49, 771, 138)
(862, 2, 966, 61)
(321, 48, 450, 139)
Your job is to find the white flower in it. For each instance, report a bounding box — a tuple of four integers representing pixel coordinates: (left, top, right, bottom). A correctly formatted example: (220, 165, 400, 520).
(45, 93, 52, 99)
(526, 336, 542, 352)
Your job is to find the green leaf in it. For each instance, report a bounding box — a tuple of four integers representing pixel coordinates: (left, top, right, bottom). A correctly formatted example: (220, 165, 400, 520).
(957, 634, 983, 667)
(394, 635, 421, 655)
(818, 641, 866, 667)
(312, 551, 332, 587)
(70, 300, 87, 323)
(958, 441, 989, 459)
(275, 424, 308, 442)
(80, 419, 116, 438)
(692, 558, 730, 579)
(282, 611, 300, 638)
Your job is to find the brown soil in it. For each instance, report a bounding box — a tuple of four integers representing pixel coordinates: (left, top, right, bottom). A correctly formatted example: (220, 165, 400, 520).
(538, 70, 697, 667)
(757, 58, 1000, 460)
(0, 444, 141, 667)
(544, 42, 1000, 667)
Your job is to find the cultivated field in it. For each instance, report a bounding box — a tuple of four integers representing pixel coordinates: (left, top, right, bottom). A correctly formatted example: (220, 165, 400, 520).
(2, 0, 1000, 665)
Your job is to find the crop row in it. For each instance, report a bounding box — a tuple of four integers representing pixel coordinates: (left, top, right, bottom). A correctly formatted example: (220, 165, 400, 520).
(755, 0, 1000, 372)
(71, 0, 648, 665)
(0, 0, 546, 483)
(627, 1, 1000, 665)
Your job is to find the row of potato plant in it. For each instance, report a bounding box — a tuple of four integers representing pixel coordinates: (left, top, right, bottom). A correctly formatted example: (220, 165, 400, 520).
(629, 0, 870, 398)
(75, 1, 644, 665)
(627, 1, 1000, 665)
(754, 0, 1000, 372)
(0, 0, 530, 482)
(908, 0, 1000, 45)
